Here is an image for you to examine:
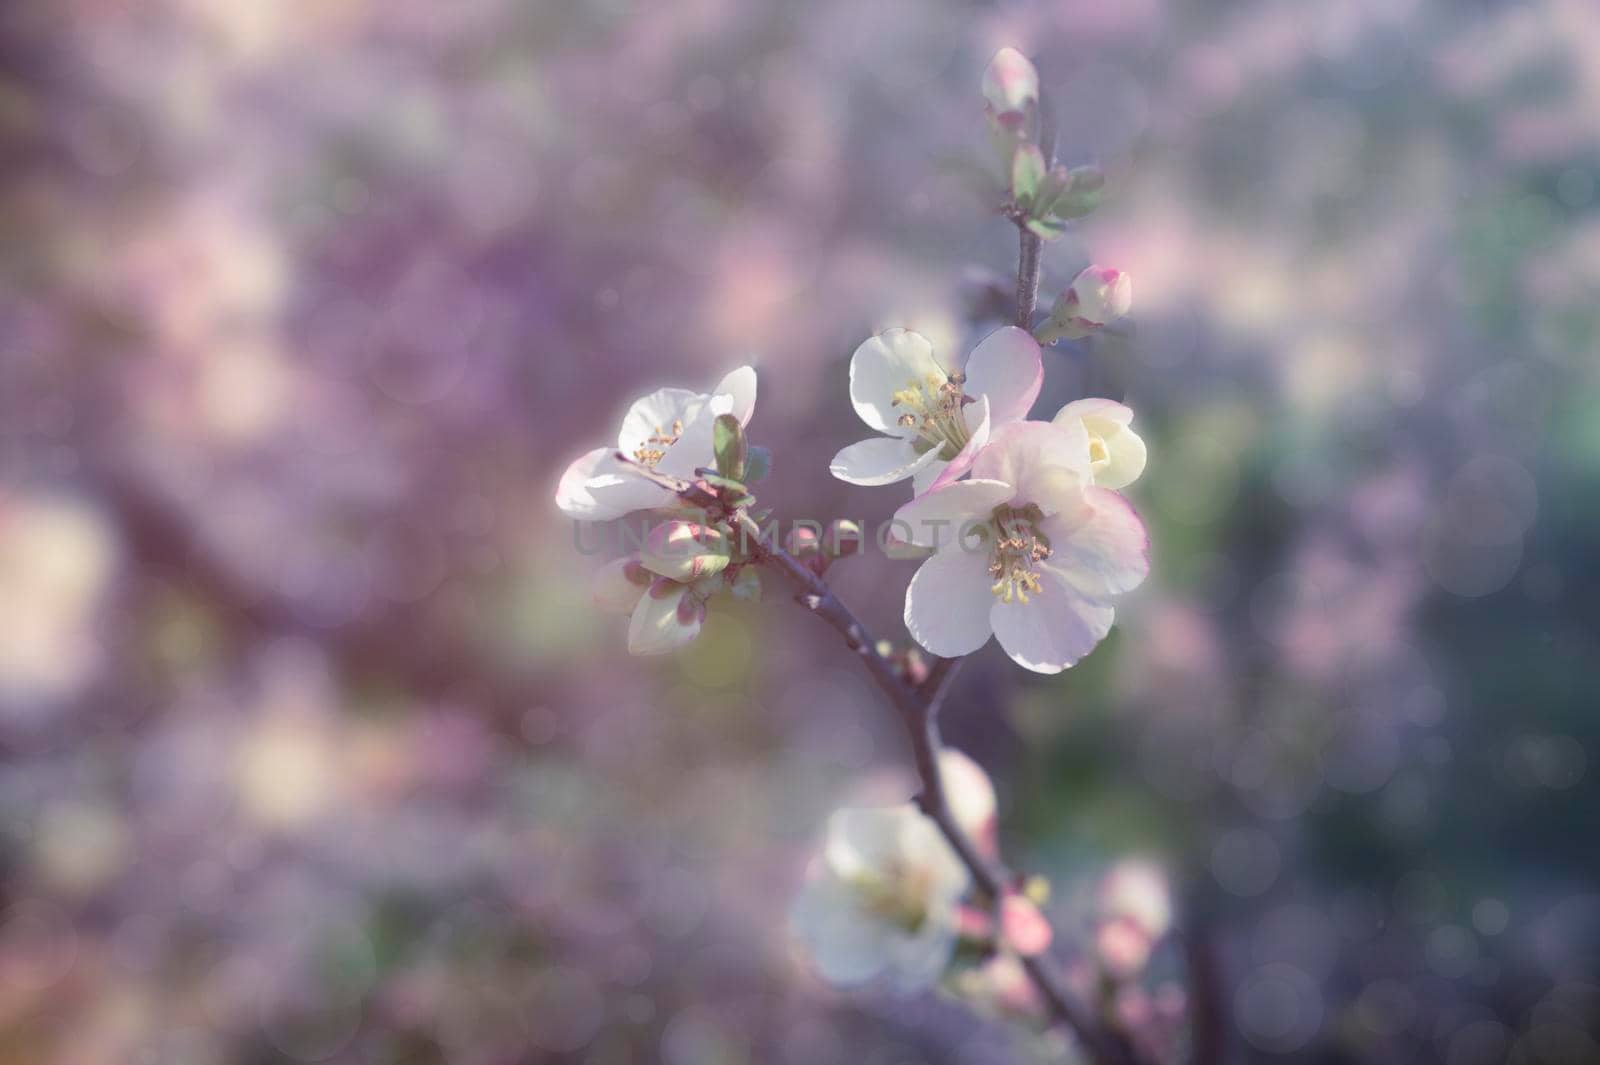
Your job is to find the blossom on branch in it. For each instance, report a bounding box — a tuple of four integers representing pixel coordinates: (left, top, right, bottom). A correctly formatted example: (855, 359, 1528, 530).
(896, 420, 1150, 673)
(982, 47, 1039, 131)
(789, 803, 971, 990)
(830, 327, 1042, 494)
(1034, 266, 1132, 344)
(556, 366, 757, 521)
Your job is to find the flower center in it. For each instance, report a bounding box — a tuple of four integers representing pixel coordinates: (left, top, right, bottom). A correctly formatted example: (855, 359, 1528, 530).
(893, 372, 972, 460)
(1087, 433, 1110, 469)
(987, 503, 1052, 604)
(852, 862, 933, 933)
(632, 419, 684, 467)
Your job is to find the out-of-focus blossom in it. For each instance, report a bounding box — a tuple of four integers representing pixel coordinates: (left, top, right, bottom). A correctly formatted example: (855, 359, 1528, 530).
(982, 47, 1039, 129)
(790, 804, 970, 989)
(1034, 267, 1133, 343)
(954, 951, 1046, 1022)
(1094, 858, 1174, 977)
(0, 495, 116, 707)
(940, 747, 998, 858)
(1052, 399, 1148, 489)
(830, 327, 1041, 494)
(896, 421, 1149, 673)
(556, 367, 757, 521)
(1000, 891, 1053, 956)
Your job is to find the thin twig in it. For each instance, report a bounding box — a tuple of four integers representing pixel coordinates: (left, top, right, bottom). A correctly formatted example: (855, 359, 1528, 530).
(617, 457, 1146, 1065)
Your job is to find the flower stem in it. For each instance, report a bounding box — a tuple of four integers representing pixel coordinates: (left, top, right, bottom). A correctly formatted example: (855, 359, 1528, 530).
(1014, 87, 1057, 330)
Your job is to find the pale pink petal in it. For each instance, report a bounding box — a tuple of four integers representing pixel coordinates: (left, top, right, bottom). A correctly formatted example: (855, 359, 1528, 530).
(972, 421, 1090, 516)
(849, 329, 945, 434)
(555, 446, 615, 519)
(830, 436, 940, 486)
(1038, 487, 1150, 598)
(1095, 423, 1147, 490)
(557, 447, 672, 520)
(910, 460, 946, 497)
(627, 583, 701, 654)
(893, 478, 1013, 548)
(714, 365, 758, 426)
(961, 327, 1042, 425)
(922, 395, 992, 494)
(904, 547, 999, 657)
(592, 557, 647, 613)
(988, 569, 1115, 673)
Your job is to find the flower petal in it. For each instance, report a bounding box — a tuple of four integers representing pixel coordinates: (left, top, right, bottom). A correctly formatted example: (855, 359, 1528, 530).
(627, 583, 701, 655)
(989, 570, 1115, 673)
(1038, 486, 1151, 598)
(1054, 399, 1146, 489)
(714, 365, 758, 426)
(829, 436, 941, 486)
(618, 387, 701, 453)
(558, 447, 673, 520)
(961, 326, 1042, 425)
(592, 557, 647, 613)
(555, 446, 614, 519)
(904, 546, 999, 657)
(893, 478, 1014, 548)
(789, 871, 892, 987)
(652, 398, 719, 479)
(849, 329, 945, 434)
(1054, 397, 1133, 427)
(921, 395, 993, 495)
(1095, 422, 1147, 490)
(971, 420, 1090, 516)
(939, 749, 997, 851)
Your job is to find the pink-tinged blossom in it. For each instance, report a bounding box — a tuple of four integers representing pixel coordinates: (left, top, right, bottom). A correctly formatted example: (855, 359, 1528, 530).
(830, 327, 1042, 495)
(1052, 398, 1148, 489)
(940, 747, 998, 859)
(556, 366, 757, 521)
(789, 804, 970, 990)
(895, 420, 1149, 673)
(1035, 266, 1133, 343)
(590, 555, 710, 655)
(982, 47, 1039, 129)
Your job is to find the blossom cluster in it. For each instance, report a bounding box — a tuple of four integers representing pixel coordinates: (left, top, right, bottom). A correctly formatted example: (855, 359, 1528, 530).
(552, 44, 1153, 1022)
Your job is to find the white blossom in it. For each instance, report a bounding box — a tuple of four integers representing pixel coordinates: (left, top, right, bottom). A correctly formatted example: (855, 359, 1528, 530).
(830, 327, 1042, 495)
(790, 804, 970, 990)
(556, 367, 757, 521)
(895, 420, 1149, 673)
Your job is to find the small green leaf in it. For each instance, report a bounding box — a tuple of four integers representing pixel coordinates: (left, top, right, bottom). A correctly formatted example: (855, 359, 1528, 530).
(712, 413, 747, 481)
(744, 446, 771, 483)
(1048, 165, 1105, 220)
(1010, 143, 1045, 207)
(1024, 215, 1067, 241)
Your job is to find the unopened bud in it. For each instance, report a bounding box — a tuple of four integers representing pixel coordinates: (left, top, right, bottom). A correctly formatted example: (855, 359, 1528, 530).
(726, 565, 762, 602)
(785, 524, 823, 557)
(823, 519, 864, 558)
(641, 521, 730, 581)
(982, 47, 1039, 129)
(1034, 266, 1132, 344)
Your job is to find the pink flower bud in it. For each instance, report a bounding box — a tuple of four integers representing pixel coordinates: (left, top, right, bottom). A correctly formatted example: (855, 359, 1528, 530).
(823, 519, 864, 558)
(785, 524, 822, 557)
(641, 520, 730, 581)
(1065, 265, 1132, 326)
(1001, 891, 1053, 957)
(1034, 266, 1133, 344)
(982, 47, 1039, 128)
